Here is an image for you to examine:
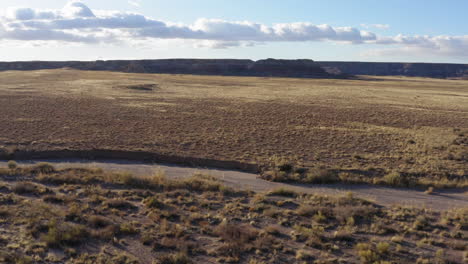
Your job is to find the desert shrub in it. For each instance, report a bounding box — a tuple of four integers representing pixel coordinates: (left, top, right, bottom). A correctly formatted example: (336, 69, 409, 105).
(448, 150, 468, 161)
(305, 169, 339, 184)
(382, 171, 404, 186)
(248, 259, 267, 264)
(144, 196, 165, 209)
(413, 215, 430, 230)
(333, 228, 354, 241)
(264, 225, 281, 236)
(159, 237, 182, 250)
(260, 170, 289, 182)
(30, 163, 56, 174)
(442, 209, 468, 230)
(37, 169, 104, 185)
(292, 225, 324, 243)
(119, 222, 139, 235)
(295, 249, 314, 261)
(0, 252, 32, 264)
(277, 160, 294, 173)
(215, 222, 258, 256)
(115, 172, 238, 195)
(261, 157, 344, 185)
(140, 233, 154, 245)
(118, 173, 150, 188)
(297, 204, 333, 219)
(7, 160, 17, 170)
(106, 199, 136, 210)
(115, 171, 167, 190)
(424, 186, 434, 194)
(376, 242, 390, 255)
(92, 225, 120, 240)
(267, 156, 296, 173)
(260, 157, 305, 182)
(334, 205, 378, 224)
(42, 220, 88, 248)
(37, 173, 78, 185)
(110, 253, 140, 264)
(42, 194, 65, 204)
(216, 222, 257, 243)
(356, 243, 380, 264)
(179, 174, 234, 194)
(263, 207, 281, 218)
(296, 204, 318, 217)
(156, 252, 191, 264)
(313, 211, 327, 223)
(87, 215, 112, 228)
(0, 207, 9, 218)
(267, 188, 297, 198)
(12, 182, 41, 195)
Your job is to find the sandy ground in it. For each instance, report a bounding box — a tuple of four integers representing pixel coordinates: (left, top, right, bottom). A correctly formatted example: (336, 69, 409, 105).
(1, 159, 466, 211)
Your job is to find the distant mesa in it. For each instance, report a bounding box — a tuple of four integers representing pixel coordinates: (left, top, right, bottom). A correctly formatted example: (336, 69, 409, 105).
(0, 59, 467, 79)
(317, 61, 468, 79)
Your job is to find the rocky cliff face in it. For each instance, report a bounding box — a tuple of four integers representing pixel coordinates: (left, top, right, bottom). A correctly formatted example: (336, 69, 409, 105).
(317, 61, 468, 79)
(0, 59, 332, 78)
(0, 59, 466, 79)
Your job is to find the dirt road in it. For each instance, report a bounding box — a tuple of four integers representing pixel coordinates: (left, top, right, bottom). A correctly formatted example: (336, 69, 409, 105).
(1, 159, 466, 211)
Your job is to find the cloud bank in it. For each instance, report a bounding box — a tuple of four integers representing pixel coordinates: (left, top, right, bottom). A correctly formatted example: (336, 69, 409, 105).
(0, 1, 467, 58)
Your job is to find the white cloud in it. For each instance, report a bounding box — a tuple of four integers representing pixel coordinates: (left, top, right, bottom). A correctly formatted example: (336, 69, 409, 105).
(0, 1, 466, 58)
(3, 28, 98, 43)
(128, 0, 141, 8)
(6, 7, 58, 20)
(368, 35, 468, 58)
(360, 24, 390, 30)
(193, 40, 259, 49)
(0, 1, 376, 45)
(62, 1, 95, 18)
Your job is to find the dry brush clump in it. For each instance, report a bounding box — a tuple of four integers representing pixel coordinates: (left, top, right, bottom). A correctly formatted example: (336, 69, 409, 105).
(0, 165, 466, 263)
(260, 156, 340, 184)
(260, 155, 468, 188)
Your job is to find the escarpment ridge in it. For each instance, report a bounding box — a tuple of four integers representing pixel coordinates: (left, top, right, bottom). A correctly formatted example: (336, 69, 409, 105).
(0, 58, 466, 78)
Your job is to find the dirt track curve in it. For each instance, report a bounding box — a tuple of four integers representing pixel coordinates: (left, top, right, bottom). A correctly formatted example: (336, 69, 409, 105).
(1, 159, 466, 211)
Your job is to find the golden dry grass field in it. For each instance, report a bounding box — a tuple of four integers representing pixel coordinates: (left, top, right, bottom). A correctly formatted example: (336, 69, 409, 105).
(0, 69, 467, 186)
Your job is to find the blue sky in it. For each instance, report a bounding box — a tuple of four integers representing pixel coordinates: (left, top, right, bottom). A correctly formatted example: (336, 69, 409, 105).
(0, 0, 466, 62)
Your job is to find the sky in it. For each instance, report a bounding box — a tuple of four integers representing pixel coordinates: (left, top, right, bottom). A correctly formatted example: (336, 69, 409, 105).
(0, 0, 467, 63)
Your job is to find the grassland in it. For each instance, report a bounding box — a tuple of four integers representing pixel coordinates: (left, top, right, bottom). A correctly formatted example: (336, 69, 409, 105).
(0, 69, 466, 187)
(0, 164, 467, 263)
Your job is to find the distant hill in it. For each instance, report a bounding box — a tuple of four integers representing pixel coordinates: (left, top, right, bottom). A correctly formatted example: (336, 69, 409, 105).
(0, 59, 467, 79)
(0, 59, 332, 78)
(317, 61, 468, 79)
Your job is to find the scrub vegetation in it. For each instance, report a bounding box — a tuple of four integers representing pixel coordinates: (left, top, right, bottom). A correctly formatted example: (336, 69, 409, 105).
(0, 70, 466, 187)
(0, 165, 467, 263)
